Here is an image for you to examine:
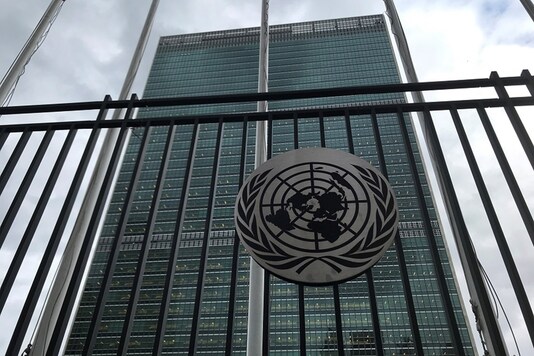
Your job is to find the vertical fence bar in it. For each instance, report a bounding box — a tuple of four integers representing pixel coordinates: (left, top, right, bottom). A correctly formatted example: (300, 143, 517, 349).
(46, 112, 132, 356)
(318, 111, 326, 148)
(262, 269, 271, 356)
(420, 107, 508, 355)
(266, 118, 272, 173)
(6, 96, 112, 356)
(477, 106, 534, 245)
(153, 121, 199, 355)
(319, 111, 345, 355)
(0, 128, 76, 313)
(189, 119, 224, 356)
(2, 74, 531, 356)
(344, 111, 354, 156)
(0, 129, 53, 249)
(521, 69, 534, 95)
(366, 272, 382, 355)
(225, 117, 249, 356)
(0, 128, 8, 151)
(298, 285, 306, 356)
(332, 286, 345, 355)
(262, 114, 273, 356)
(118, 124, 176, 354)
(0, 127, 76, 340)
(0, 128, 54, 308)
(348, 111, 384, 355)
(451, 107, 534, 347)
(368, 110, 422, 355)
(396, 108, 464, 356)
(293, 113, 300, 151)
(83, 121, 152, 355)
(0, 129, 31, 196)
(490, 72, 534, 169)
(292, 113, 306, 356)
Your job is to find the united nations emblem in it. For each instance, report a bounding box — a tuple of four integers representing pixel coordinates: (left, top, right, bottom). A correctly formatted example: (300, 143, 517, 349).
(235, 148, 398, 285)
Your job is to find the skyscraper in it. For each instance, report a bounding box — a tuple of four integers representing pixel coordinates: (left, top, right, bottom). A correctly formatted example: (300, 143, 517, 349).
(66, 15, 475, 355)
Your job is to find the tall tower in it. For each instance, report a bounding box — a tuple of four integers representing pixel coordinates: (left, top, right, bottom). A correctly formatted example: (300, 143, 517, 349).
(66, 15, 475, 355)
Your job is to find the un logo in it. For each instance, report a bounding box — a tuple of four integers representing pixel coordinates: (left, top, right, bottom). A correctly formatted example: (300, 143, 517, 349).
(235, 148, 398, 285)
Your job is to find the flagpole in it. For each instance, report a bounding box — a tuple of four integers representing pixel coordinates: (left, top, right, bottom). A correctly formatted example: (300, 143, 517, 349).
(519, 0, 534, 21)
(0, 0, 66, 106)
(29, 1, 160, 354)
(247, 0, 269, 355)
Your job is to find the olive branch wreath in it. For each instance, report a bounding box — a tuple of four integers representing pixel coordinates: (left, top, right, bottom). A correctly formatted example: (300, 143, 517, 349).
(236, 166, 397, 277)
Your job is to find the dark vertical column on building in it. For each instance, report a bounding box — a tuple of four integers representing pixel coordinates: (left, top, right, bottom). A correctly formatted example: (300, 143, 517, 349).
(476, 106, 534, 244)
(368, 110, 422, 354)
(225, 118, 248, 356)
(118, 125, 176, 354)
(153, 121, 199, 355)
(188, 119, 224, 355)
(45, 95, 133, 356)
(0, 130, 31, 196)
(451, 107, 534, 347)
(395, 109, 464, 356)
(84, 121, 151, 355)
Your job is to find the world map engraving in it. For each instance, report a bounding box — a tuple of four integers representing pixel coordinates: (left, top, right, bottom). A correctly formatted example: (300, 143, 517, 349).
(235, 148, 399, 285)
(266, 171, 350, 243)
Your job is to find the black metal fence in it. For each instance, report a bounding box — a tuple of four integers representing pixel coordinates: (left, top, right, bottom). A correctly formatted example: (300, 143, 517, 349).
(0, 71, 532, 355)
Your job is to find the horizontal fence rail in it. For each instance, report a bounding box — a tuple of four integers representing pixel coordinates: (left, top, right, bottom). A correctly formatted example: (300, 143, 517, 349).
(0, 71, 532, 355)
(1, 71, 534, 117)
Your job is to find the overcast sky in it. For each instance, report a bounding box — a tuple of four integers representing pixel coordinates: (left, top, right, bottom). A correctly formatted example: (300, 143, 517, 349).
(0, 0, 533, 355)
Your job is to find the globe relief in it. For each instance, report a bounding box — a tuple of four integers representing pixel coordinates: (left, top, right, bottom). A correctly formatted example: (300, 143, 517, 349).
(235, 148, 399, 285)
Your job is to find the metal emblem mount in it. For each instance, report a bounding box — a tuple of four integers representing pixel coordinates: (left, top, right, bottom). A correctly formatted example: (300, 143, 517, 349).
(235, 148, 398, 285)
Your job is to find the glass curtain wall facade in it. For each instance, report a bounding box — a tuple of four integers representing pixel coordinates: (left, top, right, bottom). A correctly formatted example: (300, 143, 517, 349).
(66, 15, 474, 355)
